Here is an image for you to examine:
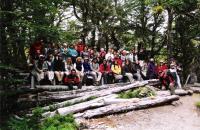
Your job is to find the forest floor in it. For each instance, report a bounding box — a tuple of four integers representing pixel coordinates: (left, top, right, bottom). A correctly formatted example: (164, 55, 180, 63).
(83, 94, 200, 130)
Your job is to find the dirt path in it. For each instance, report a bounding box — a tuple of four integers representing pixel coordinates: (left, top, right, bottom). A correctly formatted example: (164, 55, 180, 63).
(84, 94, 200, 130)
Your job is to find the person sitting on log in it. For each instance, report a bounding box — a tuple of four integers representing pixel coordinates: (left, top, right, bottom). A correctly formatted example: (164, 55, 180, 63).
(74, 57, 84, 81)
(63, 69, 82, 90)
(111, 60, 123, 82)
(82, 57, 96, 85)
(157, 60, 168, 89)
(65, 57, 74, 76)
(113, 54, 123, 67)
(99, 59, 113, 84)
(43, 54, 55, 83)
(30, 55, 46, 85)
(146, 58, 158, 79)
(91, 58, 102, 85)
(132, 61, 144, 81)
(53, 54, 65, 84)
(122, 59, 135, 83)
(159, 63, 176, 94)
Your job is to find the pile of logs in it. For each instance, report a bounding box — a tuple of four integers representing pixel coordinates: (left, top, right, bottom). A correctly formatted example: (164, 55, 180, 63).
(17, 79, 199, 120)
(37, 79, 196, 120)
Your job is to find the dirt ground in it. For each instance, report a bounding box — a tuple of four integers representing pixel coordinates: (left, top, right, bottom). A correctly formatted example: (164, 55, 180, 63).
(83, 94, 200, 130)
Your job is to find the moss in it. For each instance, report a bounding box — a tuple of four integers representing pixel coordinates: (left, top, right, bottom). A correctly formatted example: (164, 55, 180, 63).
(86, 96, 98, 101)
(64, 102, 73, 107)
(45, 96, 98, 113)
(118, 87, 156, 99)
(196, 101, 200, 109)
(49, 105, 57, 112)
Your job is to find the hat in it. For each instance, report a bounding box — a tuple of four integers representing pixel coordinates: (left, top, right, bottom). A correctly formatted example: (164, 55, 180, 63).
(76, 57, 82, 61)
(150, 58, 154, 62)
(63, 43, 67, 46)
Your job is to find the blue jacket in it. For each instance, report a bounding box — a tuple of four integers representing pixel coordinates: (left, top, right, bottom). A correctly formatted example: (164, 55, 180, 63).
(68, 48, 78, 57)
(83, 62, 92, 72)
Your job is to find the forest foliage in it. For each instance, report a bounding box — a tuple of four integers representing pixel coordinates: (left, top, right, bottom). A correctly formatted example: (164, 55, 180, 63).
(1, 0, 200, 77)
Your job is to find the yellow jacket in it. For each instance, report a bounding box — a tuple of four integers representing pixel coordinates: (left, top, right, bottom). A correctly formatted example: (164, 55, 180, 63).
(111, 65, 121, 75)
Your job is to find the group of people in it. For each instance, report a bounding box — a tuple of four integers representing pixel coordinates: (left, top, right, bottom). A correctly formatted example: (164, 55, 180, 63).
(29, 38, 182, 92)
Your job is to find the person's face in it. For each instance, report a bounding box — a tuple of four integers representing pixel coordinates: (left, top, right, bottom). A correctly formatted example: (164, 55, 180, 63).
(93, 59, 97, 63)
(160, 62, 163, 65)
(126, 60, 129, 64)
(58, 55, 62, 60)
(103, 60, 106, 64)
(84, 59, 88, 62)
(67, 58, 72, 63)
(70, 45, 74, 48)
(71, 71, 76, 75)
(49, 55, 53, 60)
(77, 59, 81, 62)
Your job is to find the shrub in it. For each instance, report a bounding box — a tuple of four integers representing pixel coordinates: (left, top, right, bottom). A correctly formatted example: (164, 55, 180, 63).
(41, 114, 78, 130)
(196, 101, 200, 109)
(118, 87, 156, 99)
(7, 107, 78, 130)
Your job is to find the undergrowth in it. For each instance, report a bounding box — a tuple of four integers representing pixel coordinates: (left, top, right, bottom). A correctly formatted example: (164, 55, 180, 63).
(118, 87, 156, 99)
(7, 107, 79, 130)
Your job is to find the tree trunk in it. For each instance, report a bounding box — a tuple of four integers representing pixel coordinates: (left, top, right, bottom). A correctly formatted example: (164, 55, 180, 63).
(167, 8, 173, 64)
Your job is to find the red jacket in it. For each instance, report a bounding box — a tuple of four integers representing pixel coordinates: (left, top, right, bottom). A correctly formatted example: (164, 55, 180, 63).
(30, 41, 44, 58)
(63, 74, 80, 84)
(76, 42, 85, 53)
(157, 64, 168, 74)
(99, 63, 111, 73)
(114, 58, 122, 67)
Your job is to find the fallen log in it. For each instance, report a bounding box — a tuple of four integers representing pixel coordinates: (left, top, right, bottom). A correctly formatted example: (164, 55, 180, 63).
(36, 85, 70, 91)
(190, 87, 200, 93)
(193, 83, 200, 87)
(56, 95, 117, 116)
(42, 94, 117, 117)
(41, 81, 150, 112)
(56, 95, 141, 116)
(75, 95, 179, 119)
(156, 89, 193, 96)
